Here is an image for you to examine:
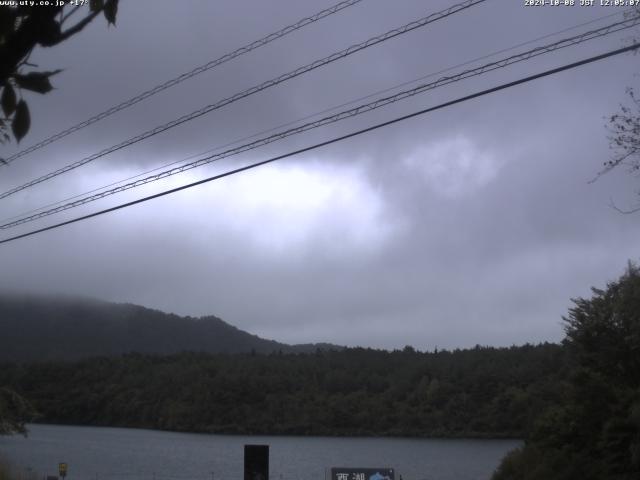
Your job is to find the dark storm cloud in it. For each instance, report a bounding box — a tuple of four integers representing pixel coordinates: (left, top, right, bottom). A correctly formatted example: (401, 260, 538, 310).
(1, 0, 640, 349)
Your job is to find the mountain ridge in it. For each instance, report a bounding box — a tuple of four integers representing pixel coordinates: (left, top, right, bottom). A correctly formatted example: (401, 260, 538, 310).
(0, 294, 341, 361)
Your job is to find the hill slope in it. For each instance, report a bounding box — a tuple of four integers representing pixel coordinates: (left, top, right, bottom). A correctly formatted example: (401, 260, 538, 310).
(0, 295, 337, 361)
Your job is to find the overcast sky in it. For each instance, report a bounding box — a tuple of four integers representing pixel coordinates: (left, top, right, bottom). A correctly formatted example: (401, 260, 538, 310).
(1, 0, 639, 350)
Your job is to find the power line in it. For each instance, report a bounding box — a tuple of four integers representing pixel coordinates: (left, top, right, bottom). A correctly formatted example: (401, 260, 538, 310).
(1, 42, 637, 246)
(3, 6, 631, 225)
(0, 0, 486, 200)
(3, 15, 636, 228)
(0, 9, 633, 228)
(2, 7, 629, 226)
(0, 0, 365, 166)
(2, 14, 638, 230)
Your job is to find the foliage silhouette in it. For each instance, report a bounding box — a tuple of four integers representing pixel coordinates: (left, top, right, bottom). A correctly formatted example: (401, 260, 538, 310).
(493, 263, 640, 479)
(0, 1, 118, 148)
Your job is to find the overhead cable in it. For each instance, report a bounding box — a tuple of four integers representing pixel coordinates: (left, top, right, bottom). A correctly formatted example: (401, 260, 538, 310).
(1, 42, 637, 245)
(2, 6, 628, 226)
(0, 0, 486, 200)
(0, 0, 365, 165)
(2, 14, 638, 230)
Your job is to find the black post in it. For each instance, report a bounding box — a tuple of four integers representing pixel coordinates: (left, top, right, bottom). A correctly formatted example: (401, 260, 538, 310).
(244, 445, 269, 480)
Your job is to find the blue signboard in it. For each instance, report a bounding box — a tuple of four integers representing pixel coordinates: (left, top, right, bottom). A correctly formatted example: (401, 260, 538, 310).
(330, 468, 394, 480)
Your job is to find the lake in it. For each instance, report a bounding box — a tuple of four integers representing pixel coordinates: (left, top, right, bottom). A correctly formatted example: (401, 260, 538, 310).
(0, 425, 520, 480)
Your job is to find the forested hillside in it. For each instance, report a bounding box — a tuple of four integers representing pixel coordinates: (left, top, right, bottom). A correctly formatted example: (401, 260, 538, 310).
(493, 264, 640, 479)
(3, 266, 637, 479)
(0, 344, 566, 438)
(0, 295, 337, 361)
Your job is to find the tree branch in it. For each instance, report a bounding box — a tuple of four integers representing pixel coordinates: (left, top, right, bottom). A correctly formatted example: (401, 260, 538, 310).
(58, 9, 102, 42)
(60, 4, 83, 26)
(608, 196, 640, 214)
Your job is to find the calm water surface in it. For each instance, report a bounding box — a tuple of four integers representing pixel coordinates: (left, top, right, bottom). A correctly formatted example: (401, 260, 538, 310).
(0, 425, 519, 480)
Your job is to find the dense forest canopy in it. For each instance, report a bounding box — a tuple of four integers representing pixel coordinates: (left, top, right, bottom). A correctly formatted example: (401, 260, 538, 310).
(0, 343, 565, 438)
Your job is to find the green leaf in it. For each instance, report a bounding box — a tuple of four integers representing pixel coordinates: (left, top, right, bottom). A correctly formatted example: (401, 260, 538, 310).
(1, 83, 17, 116)
(90, 0, 104, 12)
(13, 70, 61, 94)
(12, 100, 30, 143)
(104, 0, 118, 26)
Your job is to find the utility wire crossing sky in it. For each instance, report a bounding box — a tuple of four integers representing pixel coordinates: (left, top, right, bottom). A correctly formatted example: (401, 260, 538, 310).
(1, 12, 637, 232)
(0, 0, 366, 165)
(0, 0, 485, 200)
(1, 41, 637, 244)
